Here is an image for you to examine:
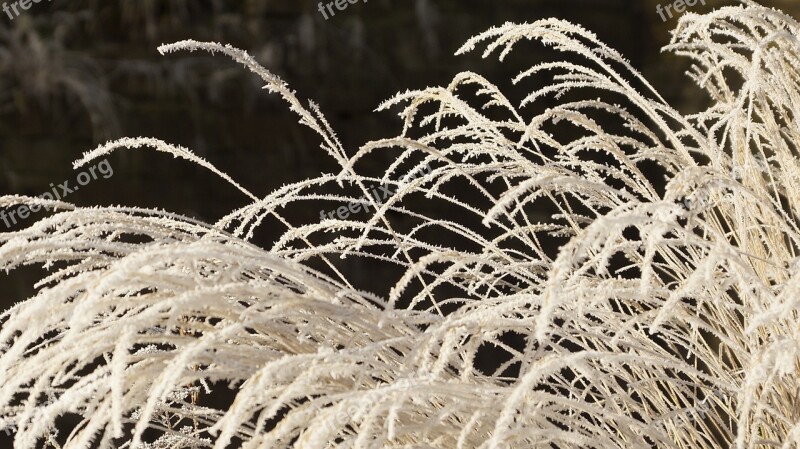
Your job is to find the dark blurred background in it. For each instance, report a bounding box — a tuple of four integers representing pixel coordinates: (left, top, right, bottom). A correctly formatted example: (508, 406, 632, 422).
(0, 0, 798, 302)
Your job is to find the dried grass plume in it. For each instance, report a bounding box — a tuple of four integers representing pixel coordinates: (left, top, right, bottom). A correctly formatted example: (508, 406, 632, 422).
(1, 3, 799, 448)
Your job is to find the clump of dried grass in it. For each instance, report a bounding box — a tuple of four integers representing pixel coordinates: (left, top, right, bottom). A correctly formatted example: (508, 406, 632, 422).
(1, 3, 798, 448)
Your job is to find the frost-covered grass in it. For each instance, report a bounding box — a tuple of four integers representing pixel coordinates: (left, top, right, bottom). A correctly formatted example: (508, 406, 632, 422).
(1, 3, 799, 448)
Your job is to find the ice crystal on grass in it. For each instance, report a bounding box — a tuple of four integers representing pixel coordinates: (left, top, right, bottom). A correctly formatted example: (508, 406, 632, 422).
(1, 3, 799, 449)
